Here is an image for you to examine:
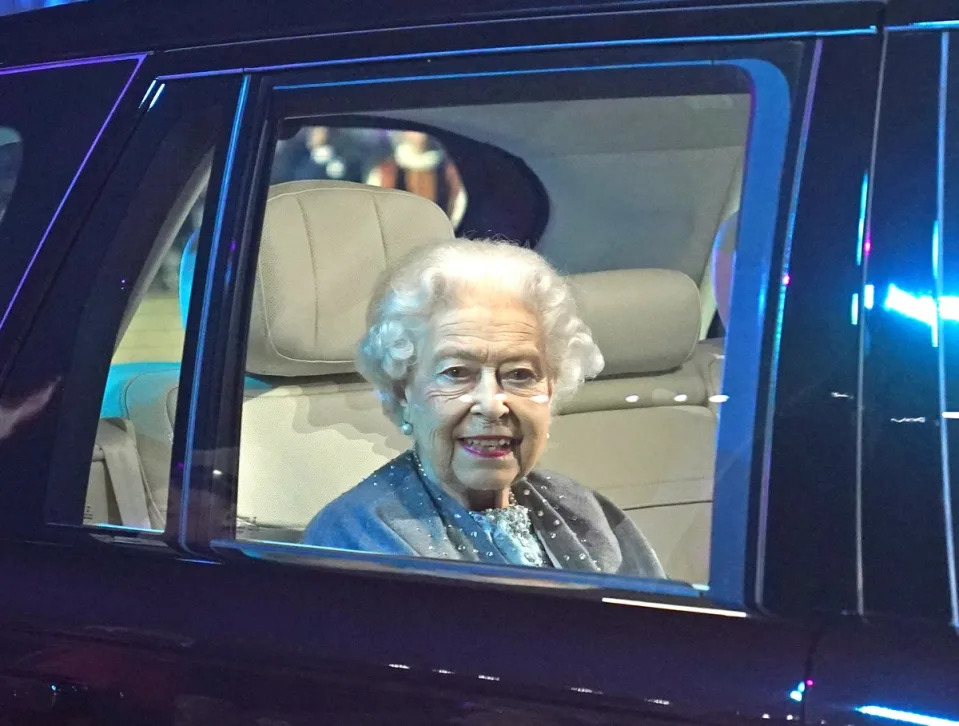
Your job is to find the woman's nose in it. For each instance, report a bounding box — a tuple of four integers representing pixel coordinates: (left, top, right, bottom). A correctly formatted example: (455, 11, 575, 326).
(471, 371, 508, 419)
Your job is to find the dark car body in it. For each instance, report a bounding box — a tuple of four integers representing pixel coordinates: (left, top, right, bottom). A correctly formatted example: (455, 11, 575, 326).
(0, 0, 957, 723)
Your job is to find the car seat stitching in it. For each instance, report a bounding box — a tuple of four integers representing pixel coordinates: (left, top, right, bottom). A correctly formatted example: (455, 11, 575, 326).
(294, 193, 320, 350)
(256, 222, 283, 362)
(371, 194, 387, 265)
(255, 197, 350, 366)
(269, 186, 410, 203)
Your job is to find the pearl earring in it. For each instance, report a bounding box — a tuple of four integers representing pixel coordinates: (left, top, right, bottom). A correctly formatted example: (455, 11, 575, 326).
(401, 421, 413, 435)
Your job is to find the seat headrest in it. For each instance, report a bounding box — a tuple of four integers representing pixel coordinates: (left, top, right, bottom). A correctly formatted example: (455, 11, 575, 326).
(246, 180, 455, 377)
(570, 268, 701, 376)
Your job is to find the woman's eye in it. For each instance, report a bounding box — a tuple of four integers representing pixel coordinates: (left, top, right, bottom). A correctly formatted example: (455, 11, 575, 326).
(505, 368, 536, 382)
(441, 366, 469, 380)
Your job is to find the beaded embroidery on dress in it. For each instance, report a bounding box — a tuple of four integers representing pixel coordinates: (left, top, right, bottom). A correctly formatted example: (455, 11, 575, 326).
(302, 450, 666, 578)
(468, 504, 549, 568)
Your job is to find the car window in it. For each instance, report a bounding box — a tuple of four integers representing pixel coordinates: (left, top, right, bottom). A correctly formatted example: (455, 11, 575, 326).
(213, 57, 790, 591)
(0, 57, 139, 326)
(80, 94, 216, 529)
(86, 179, 208, 528)
(13, 75, 236, 533)
(110, 195, 205, 365)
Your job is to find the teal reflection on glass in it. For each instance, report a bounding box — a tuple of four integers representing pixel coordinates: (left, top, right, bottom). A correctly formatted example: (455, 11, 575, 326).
(881, 284, 959, 347)
(850, 285, 875, 326)
(858, 705, 959, 726)
(884, 284, 938, 326)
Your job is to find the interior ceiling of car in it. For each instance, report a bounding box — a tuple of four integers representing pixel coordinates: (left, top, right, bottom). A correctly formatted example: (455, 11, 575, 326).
(375, 95, 750, 283)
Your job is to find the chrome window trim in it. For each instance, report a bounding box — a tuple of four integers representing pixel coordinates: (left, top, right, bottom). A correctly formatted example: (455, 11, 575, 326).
(935, 31, 959, 627)
(751, 39, 823, 608)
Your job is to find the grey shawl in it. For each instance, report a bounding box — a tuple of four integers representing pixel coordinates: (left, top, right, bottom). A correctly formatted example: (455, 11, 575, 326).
(302, 451, 665, 578)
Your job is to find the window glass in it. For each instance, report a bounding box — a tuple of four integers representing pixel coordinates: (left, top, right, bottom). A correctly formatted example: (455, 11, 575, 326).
(232, 70, 778, 590)
(86, 184, 208, 528)
(84, 157, 210, 528)
(0, 127, 22, 226)
(0, 58, 138, 316)
(19, 76, 231, 533)
(111, 196, 204, 364)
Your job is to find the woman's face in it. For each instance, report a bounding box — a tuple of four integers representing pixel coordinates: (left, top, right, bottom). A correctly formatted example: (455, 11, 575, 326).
(402, 288, 553, 508)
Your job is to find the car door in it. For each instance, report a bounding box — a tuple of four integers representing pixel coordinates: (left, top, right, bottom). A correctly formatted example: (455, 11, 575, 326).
(0, 2, 882, 724)
(806, 5, 959, 726)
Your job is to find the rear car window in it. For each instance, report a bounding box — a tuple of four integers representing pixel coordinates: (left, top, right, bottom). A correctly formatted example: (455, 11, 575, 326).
(0, 57, 140, 328)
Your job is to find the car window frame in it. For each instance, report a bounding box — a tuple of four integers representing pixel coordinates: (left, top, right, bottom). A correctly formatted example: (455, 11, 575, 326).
(0, 72, 242, 545)
(164, 38, 815, 612)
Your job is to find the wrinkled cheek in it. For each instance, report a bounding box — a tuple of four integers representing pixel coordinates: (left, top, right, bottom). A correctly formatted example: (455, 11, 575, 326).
(519, 438, 543, 474)
(518, 414, 550, 472)
(418, 390, 469, 473)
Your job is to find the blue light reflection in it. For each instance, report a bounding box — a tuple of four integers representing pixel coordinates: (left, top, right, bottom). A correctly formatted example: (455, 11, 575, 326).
(881, 284, 959, 338)
(147, 83, 165, 110)
(858, 705, 959, 726)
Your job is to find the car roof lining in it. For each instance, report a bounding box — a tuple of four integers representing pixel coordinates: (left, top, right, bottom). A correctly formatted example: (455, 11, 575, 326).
(342, 94, 750, 279)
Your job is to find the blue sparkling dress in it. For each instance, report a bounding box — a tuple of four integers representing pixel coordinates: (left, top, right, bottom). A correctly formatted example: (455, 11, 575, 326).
(468, 504, 550, 568)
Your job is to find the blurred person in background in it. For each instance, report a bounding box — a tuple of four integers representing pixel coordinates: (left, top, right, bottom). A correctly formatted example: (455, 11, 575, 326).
(367, 130, 465, 222)
(271, 126, 390, 185)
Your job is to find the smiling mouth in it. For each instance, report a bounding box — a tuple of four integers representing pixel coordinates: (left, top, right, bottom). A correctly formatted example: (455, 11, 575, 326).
(458, 436, 519, 458)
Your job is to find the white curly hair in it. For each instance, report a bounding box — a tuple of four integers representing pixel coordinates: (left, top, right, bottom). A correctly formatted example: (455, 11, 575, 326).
(356, 239, 605, 426)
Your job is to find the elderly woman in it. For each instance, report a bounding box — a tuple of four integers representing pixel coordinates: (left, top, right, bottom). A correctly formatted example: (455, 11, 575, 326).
(302, 240, 664, 578)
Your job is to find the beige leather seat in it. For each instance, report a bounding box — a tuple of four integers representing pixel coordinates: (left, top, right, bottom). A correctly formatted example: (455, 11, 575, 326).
(539, 269, 716, 584)
(234, 181, 454, 537)
(90, 180, 454, 536)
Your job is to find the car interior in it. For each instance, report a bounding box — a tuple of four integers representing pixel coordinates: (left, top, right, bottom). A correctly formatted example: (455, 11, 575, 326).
(87, 91, 749, 586)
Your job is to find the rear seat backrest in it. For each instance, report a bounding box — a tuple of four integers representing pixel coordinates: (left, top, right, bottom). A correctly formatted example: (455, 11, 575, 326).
(95, 180, 454, 534)
(237, 182, 454, 535)
(538, 269, 716, 584)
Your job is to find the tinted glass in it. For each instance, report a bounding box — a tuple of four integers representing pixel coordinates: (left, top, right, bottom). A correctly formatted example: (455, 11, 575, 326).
(0, 58, 138, 321)
(79, 86, 217, 530)
(8, 76, 236, 535)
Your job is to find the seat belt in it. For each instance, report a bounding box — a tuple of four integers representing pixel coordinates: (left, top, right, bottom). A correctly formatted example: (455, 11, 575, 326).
(95, 418, 152, 529)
